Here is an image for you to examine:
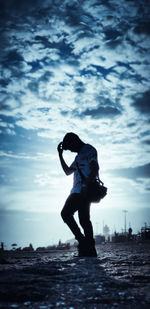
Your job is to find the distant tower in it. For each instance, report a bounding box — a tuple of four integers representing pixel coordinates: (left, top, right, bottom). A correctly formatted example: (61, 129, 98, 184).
(123, 210, 128, 234)
(103, 224, 110, 240)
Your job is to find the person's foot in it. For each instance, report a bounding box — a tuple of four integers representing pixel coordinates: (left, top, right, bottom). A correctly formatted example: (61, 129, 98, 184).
(77, 237, 87, 256)
(84, 246, 97, 257)
(77, 238, 97, 257)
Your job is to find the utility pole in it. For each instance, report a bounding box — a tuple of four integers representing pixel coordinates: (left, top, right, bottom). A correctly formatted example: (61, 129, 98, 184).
(123, 210, 128, 234)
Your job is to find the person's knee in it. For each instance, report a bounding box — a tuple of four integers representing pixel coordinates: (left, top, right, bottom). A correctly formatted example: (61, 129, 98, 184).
(79, 216, 90, 228)
(61, 209, 65, 221)
(61, 209, 69, 223)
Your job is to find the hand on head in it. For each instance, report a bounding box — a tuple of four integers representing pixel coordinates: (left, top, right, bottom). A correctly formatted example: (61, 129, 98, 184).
(57, 142, 63, 155)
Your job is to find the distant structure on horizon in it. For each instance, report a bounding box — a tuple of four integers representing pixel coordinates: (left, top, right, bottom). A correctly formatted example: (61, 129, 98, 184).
(1, 224, 150, 252)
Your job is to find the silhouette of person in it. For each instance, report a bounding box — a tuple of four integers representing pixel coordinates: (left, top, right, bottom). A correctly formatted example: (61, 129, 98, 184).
(57, 132, 99, 257)
(128, 227, 132, 241)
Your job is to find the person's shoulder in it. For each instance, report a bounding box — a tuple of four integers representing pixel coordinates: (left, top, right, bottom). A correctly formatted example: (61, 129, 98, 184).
(85, 143, 97, 152)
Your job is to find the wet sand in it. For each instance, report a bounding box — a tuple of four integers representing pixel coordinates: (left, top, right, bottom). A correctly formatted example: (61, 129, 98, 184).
(0, 242, 150, 308)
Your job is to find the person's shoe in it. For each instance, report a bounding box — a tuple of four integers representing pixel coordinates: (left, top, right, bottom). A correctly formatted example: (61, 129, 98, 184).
(77, 237, 87, 257)
(77, 239, 97, 257)
(84, 246, 97, 257)
(84, 238, 97, 257)
(73, 246, 86, 258)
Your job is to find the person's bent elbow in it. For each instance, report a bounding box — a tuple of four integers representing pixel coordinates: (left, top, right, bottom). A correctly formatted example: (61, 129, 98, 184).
(65, 168, 74, 176)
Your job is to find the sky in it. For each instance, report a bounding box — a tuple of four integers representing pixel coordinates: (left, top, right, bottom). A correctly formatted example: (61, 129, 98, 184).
(0, 0, 150, 249)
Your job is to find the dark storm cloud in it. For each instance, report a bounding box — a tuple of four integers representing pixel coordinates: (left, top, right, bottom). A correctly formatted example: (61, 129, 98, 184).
(127, 122, 136, 128)
(80, 64, 117, 80)
(140, 130, 150, 138)
(64, 1, 85, 27)
(71, 92, 123, 119)
(0, 93, 22, 111)
(83, 105, 121, 118)
(132, 90, 150, 114)
(118, 67, 148, 84)
(0, 0, 48, 14)
(71, 105, 121, 119)
(113, 61, 148, 84)
(111, 163, 150, 180)
(34, 36, 74, 59)
(103, 25, 124, 49)
(143, 140, 150, 145)
(134, 21, 150, 36)
(0, 115, 15, 126)
(2, 50, 24, 68)
(104, 28, 122, 41)
(75, 81, 85, 93)
(0, 78, 10, 88)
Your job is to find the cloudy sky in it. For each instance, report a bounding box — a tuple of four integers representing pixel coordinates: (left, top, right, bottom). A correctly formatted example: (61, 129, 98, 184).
(0, 0, 150, 249)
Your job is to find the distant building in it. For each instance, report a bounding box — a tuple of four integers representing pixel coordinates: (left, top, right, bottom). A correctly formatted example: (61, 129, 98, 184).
(141, 225, 150, 241)
(22, 243, 34, 251)
(112, 232, 127, 243)
(57, 240, 70, 250)
(95, 235, 105, 244)
(0, 242, 4, 251)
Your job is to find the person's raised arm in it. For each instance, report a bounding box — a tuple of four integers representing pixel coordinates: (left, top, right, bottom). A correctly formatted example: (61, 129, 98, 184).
(57, 142, 75, 176)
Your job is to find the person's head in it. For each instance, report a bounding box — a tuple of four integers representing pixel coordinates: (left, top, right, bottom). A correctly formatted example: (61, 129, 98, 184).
(62, 132, 83, 152)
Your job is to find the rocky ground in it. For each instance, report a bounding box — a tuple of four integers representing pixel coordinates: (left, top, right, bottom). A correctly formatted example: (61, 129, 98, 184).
(0, 242, 150, 308)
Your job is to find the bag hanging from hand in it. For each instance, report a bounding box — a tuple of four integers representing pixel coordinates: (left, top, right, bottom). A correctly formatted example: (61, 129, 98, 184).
(87, 178, 107, 203)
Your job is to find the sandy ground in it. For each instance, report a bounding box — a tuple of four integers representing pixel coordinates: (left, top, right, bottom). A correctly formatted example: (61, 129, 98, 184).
(0, 242, 150, 308)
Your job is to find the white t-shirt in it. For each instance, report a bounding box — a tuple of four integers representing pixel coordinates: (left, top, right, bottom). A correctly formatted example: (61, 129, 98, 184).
(70, 143, 98, 194)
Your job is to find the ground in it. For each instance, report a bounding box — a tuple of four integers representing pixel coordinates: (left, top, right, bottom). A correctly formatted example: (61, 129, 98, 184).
(0, 242, 150, 308)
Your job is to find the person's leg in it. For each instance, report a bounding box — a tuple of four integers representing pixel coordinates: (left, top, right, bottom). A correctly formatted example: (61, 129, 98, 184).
(78, 198, 93, 241)
(78, 198, 97, 256)
(61, 194, 85, 242)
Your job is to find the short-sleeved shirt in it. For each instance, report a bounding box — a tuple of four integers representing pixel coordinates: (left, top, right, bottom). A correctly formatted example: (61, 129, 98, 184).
(70, 143, 98, 194)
